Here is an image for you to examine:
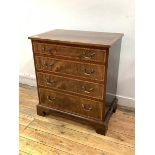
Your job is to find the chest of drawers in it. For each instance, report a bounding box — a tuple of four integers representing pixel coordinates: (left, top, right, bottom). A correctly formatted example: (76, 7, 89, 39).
(29, 29, 123, 135)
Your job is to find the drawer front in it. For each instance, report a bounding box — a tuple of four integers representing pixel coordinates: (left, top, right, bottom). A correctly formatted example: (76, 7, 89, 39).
(35, 56, 105, 81)
(33, 42, 106, 63)
(37, 72, 104, 99)
(39, 88, 102, 120)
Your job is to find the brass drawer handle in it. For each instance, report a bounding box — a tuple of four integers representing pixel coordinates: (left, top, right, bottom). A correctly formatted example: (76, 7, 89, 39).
(42, 63, 48, 68)
(82, 51, 95, 59)
(82, 104, 93, 111)
(42, 61, 55, 68)
(41, 46, 45, 51)
(47, 95, 56, 103)
(42, 46, 57, 54)
(82, 86, 94, 94)
(46, 48, 57, 54)
(46, 79, 56, 85)
(84, 68, 95, 75)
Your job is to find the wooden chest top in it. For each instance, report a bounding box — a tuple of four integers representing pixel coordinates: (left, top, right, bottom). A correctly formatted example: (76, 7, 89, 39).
(29, 29, 123, 47)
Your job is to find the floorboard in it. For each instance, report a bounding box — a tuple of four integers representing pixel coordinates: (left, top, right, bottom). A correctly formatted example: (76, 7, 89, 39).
(19, 84, 135, 155)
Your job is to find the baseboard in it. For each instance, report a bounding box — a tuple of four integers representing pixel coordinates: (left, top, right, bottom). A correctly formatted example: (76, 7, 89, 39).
(19, 74, 135, 109)
(107, 92, 135, 108)
(19, 74, 37, 87)
(117, 95, 135, 109)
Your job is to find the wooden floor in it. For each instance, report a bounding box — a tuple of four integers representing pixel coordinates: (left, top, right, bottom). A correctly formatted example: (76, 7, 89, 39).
(19, 84, 135, 155)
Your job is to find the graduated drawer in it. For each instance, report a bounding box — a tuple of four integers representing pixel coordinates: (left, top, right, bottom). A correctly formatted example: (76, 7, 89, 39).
(39, 88, 102, 120)
(35, 56, 105, 81)
(33, 42, 106, 63)
(37, 72, 104, 99)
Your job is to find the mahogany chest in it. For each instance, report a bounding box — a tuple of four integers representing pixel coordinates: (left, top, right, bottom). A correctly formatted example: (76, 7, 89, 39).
(29, 29, 123, 135)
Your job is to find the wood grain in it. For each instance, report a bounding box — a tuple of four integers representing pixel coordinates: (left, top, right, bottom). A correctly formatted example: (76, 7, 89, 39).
(21, 126, 109, 155)
(38, 88, 103, 120)
(35, 56, 105, 81)
(29, 29, 124, 135)
(20, 137, 71, 155)
(19, 150, 31, 155)
(33, 42, 107, 63)
(37, 72, 104, 100)
(29, 29, 123, 47)
(19, 85, 135, 155)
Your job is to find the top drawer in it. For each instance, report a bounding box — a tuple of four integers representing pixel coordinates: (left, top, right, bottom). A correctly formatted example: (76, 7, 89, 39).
(32, 42, 106, 63)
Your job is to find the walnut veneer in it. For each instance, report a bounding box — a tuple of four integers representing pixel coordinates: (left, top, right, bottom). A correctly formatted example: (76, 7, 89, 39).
(29, 29, 123, 135)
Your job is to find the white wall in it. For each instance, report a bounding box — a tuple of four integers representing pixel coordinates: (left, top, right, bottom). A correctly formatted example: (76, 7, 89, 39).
(19, 0, 135, 107)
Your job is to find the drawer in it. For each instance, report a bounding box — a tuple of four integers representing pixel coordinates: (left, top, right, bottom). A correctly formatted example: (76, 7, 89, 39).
(33, 42, 106, 63)
(37, 72, 104, 99)
(39, 88, 102, 120)
(35, 56, 105, 81)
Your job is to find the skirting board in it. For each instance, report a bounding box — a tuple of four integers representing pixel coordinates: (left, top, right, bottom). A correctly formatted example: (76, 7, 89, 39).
(19, 74, 135, 108)
(116, 95, 135, 108)
(19, 74, 37, 87)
